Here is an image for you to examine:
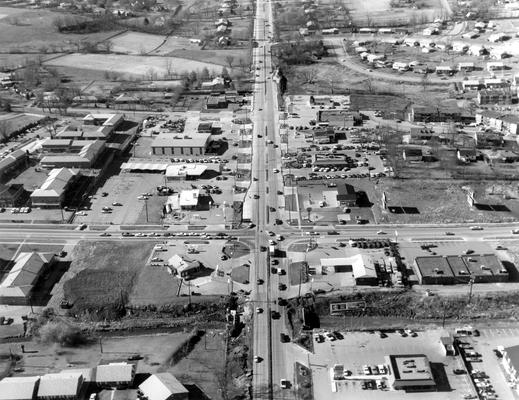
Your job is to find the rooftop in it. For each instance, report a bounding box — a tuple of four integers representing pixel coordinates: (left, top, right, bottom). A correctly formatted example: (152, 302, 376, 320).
(0, 376, 40, 400)
(138, 373, 188, 400)
(31, 168, 77, 198)
(179, 189, 200, 207)
(151, 132, 211, 148)
(95, 362, 135, 384)
(389, 354, 433, 381)
(37, 372, 83, 398)
(415, 256, 454, 278)
(0, 252, 53, 289)
(165, 164, 207, 178)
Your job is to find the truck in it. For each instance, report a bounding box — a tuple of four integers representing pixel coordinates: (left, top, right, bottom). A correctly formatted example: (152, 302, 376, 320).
(269, 245, 276, 256)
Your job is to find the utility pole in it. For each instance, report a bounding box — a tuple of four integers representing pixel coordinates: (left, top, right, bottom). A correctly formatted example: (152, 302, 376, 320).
(467, 277, 475, 304)
(144, 197, 149, 223)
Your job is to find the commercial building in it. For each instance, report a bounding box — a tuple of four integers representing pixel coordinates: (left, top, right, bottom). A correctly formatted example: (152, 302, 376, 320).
(408, 105, 461, 123)
(312, 154, 352, 169)
(336, 184, 357, 207)
(56, 113, 123, 141)
(165, 164, 207, 181)
(402, 148, 423, 162)
(0, 150, 28, 182)
(502, 345, 519, 384)
(461, 80, 481, 91)
(414, 254, 508, 285)
(168, 254, 202, 280)
(385, 354, 436, 391)
(477, 88, 517, 105)
(0, 252, 56, 305)
(414, 256, 454, 285)
(458, 62, 475, 72)
(151, 133, 211, 156)
(95, 362, 135, 389)
(138, 373, 189, 400)
(179, 189, 200, 210)
(37, 373, 83, 400)
(0, 183, 27, 207)
(30, 168, 78, 208)
(40, 140, 105, 168)
(0, 376, 40, 400)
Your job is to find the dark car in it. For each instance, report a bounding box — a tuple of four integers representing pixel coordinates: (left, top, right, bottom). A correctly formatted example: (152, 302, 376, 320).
(280, 333, 290, 343)
(260, 246, 267, 252)
(257, 279, 264, 285)
(278, 283, 287, 291)
(127, 354, 143, 361)
(271, 259, 279, 265)
(271, 310, 280, 319)
(453, 369, 466, 375)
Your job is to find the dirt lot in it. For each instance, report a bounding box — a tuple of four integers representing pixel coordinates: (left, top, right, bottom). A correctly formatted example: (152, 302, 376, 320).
(45, 54, 227, 79)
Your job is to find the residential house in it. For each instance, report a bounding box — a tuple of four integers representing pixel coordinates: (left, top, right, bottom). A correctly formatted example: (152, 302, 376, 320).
(462, 80, 482, 91)
(402, 147, 423, 162)
(457, 148, 478, 163)
(138, 373, 189, 400)
(458, 62, 475, 72)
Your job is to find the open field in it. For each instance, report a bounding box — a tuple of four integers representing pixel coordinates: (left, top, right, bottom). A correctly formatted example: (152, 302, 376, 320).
(168, 48, 251, 67)
(59, 241, 155, 319)
(0, 7, 119, 52)
(45, 53, 228, 78)
(110, 32, 199, 55)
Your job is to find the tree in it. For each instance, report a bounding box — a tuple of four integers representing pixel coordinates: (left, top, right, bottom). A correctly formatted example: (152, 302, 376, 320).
(37, 321, 87, 347)
(165, 59, 173, 79)
(200, 67, 210, 80)
(299, 67, 318, 84)
(225, 55, 234, 69)
(221, 67, 229, 77)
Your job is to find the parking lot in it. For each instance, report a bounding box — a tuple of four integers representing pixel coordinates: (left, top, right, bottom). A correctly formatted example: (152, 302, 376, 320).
(309, 329, 478, 400)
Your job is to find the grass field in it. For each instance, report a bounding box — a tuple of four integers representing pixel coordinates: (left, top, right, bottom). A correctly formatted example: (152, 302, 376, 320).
(61, 241, 155, 319)
(46, 53, 226, 78)
(168, 48, 250, 67)
(110, 32, 197, 55)
(129, 267, 182, 306)
(0, 6, 118, 53)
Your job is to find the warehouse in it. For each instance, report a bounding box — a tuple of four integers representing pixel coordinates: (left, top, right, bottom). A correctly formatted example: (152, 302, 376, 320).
(414, 256, 454, 285)
(37, 373, 83, 400)
(151, 133, 211, 156)
(138, 373, 189, 400)
(0, 376, 40, 400)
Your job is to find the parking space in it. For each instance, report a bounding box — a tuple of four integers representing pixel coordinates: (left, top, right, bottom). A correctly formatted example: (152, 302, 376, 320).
(310, 329, 478, 400)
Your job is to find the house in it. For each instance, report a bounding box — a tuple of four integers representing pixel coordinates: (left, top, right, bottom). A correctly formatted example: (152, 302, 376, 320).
(201, 76, 226, 91)
(0, 183, 26, 207)
(435, 65, 454, 75)
(0, 252, 55, 305)
(37, 372, 83, 400)
(30, 168, 78, 208)
(452, 41, 468, 53)
(393, 62, 409, 71)
(457, 148, 478, 163)
(0, 376, 40, 400)
(477, 88, 517, 105)
(366, 54, 384, 63)
(168, 254, 202, 279)
(408, 105, 461, 123)
(468, 44, 486, 56)
(462, 80, 481, 90)
(335, 183, 357, 207)
(474, 131, 503, 148)
(487, 61, 505, 71)
(501, 115, 519, 135)
(95, 362, 135, 389)
(138, 373, 189, 400)
(321, 28, 338, 35)
(403, 147, 423, 162)
(488, 32, 507, 42)
(482, 149, 519, 164)
(458, 62, 475, 72)
(484, 78, 508, 89)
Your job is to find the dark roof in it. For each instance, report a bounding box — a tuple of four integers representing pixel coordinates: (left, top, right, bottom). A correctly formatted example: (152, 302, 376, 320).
(415, 256, 454, 278)
(404, 148, 423, 157)
(336, 184, 356, 201)
(0, 183, 23, 198)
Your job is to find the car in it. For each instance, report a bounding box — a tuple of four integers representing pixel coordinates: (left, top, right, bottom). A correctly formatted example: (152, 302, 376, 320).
(101, 192, 108, 197)
(379, 331, 387, 338)
(277, 298, 288, 306)
(272, 168, 279, 173)
(512, 229, 519, 234)
(271, 310, 280, 319)
(112, 202, 123, 206)
(60, 299, 73, 309)
(277, 269, 285, 275)
(127, 354, 142, 361)
(257, 134, 262, 138)
(269, 207, 276, 212)
(220, 255, 228, 260)
(464, 249, 475, 255)
(278, 283, 287, 290)
(89, 394, 97, 400)
(253, 194, 260, 199)
(280, 379, 290, 389)
(271, 259, 279, 265)
(314, 334, 324, 343)
(256, 307, 263, 314)
(325, 332, 336, 341)
(257, 279, 264, 285)
(280, 333, 290, 343)
(268, 231, 275, 236)
(102, 206, 112, 211)
(254, 356, 262, 363)
(260, 246, 267, 252)
(377, 231, 386, 235)
(363, 365, 372, 375)
(57, 250, 67, 257)
(445, 232, 455, 236)
(470, 226, 483, 230)
(99, 232, 111, 237)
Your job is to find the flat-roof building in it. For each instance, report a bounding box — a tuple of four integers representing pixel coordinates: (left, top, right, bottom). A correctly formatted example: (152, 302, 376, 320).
(414, 256, 455, 285)
(165, 164, 207, 181)
(168, 254, 202, 280)
(336, 184, 357, 207)
(462, 254, 508, 283)
(385, 354, 436, 391)
(502, 345, 519, 384)
(95, 362, 135, 389)
(151, 133, 211, 156)
(0, 149, 28, 182)
(40, 140, 104, 169)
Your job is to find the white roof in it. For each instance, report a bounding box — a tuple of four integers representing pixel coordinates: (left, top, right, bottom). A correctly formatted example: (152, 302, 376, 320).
(458, 62, 474, 67)
(350, 254, 378, 278)
(95, 363, 134, 384)
(179, 189, 200, 207)
(151, 132, 211, 149)
(320, 257, 353, 267)
(37, 373, 83, 398)
(487, 61, 504, 66)
(31, 168, 77, 198)
(120, 162, 169, 171)
(462, 80, 481, 86)
(165, 164, 207, 178)
(139, 373, 188, 400)
(168, 254, 200, 274)
(1, 252, 51, 288)
(484, 78, 505, 84)
(0, 376, 40, 400)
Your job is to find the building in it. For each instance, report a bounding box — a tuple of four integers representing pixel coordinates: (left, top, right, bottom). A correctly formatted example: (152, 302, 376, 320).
(502, 345, 519, 384)
(440, 335, 456, 356)
(414, 256, 455, 285)
(477, 88, 517, 105)
(336, 184, 357, 207)
(56, 114, 123, 141)
(0, 150, 28, 182)
(30, 168, 78, 208)
(0, 183, 26, 207)
(165, 164, 207, 181)
(501, 115, 519, 135)
(40, 140, 105, 168)
(312, 154, 352, 169)
(138, 373, 189, 400)
(206, 95, 228, 109)
(0, 252, 55, 305)
(151, 133, 211, 156)
(402, 148, 423, 162)
(457, 148, 478, 163)
(462, 254, 508, 283)
(385, 354, 436, 392)
(458, 62, 475, 72)
(350, 254, 378, 286)
(37, 372, 83, 400)
(435, 65, 454, 75)
(462, 80, 481, 91)
(474, 131, 503, 148)
(408, 105, 461, 123)
(95, 362, 135, 389)
(168, 254, 202, 279)
(179, 189, 200, 210)
(0, 376, 40, 400)
(484, 78, 509, 89)
(481, 149, 519, 164)
(487, 61, 505, 72)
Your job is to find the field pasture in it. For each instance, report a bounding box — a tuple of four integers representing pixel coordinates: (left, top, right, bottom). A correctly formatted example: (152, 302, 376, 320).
(110, 32, 198, 55)
(45, 53, 228, 78)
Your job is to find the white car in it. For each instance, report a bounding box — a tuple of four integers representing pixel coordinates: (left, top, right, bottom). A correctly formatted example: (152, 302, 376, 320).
(512, 229, 519, 234)
(272, 168, 280, 173)
(280, 379, 290, 389)
(470, 226, 483, 231)
(377, 231, 386, 235)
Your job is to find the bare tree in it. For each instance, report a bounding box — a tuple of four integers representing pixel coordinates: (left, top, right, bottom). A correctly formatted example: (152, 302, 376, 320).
(165, 59, 173, 79)
(299, 67, 318, 84)
(225, 55, 234, 69)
